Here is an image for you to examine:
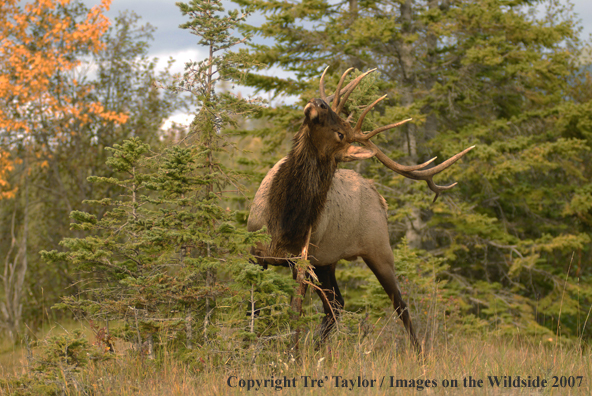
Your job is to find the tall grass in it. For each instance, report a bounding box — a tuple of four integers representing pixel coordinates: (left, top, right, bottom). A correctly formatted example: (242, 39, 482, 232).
(2, 257, 589, 395)
(1, 317, 591, 395)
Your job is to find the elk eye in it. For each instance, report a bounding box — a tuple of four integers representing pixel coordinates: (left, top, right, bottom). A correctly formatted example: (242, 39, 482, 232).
(337, 132, 344, 140)
(320, 102, 326, 109)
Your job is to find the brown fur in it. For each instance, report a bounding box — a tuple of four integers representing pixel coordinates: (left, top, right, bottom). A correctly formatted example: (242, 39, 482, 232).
(247, 96, 421, 352)
(267, 122, 338, 257)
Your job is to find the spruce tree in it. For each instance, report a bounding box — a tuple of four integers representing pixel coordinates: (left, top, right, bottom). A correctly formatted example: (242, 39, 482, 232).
(233, 0, 592, 340)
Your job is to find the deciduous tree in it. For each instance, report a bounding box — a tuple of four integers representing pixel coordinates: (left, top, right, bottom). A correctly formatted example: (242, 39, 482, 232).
(0, 1, 185, 340)
(0, 0, 117, 341)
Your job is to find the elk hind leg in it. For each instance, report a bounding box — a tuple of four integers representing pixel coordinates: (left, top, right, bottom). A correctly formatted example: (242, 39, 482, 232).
(362, 254, 421, 352)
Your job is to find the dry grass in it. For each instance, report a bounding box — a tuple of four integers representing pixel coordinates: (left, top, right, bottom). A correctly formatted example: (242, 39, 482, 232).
(1, 319, 591, 396)
(208, 334, 591, 396)
(0, 321, 96, 378)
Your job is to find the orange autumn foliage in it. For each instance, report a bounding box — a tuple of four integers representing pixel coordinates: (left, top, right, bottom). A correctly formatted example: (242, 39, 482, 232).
(0, 0, 128, 199)
(0, 151, 18, 199)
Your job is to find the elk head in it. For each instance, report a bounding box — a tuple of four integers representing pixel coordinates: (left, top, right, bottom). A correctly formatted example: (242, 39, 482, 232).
(302, 98, 375, 162)
(308, 67, 474, 202)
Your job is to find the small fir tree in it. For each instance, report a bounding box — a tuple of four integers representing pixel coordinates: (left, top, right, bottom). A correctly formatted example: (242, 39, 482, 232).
(43, 0, 297, 365)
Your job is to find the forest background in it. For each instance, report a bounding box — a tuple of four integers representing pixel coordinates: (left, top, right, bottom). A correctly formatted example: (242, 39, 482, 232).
(2, 0, 592, 394)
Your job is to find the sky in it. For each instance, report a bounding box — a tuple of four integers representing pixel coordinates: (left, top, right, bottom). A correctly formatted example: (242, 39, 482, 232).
(81, 0, 592, 127)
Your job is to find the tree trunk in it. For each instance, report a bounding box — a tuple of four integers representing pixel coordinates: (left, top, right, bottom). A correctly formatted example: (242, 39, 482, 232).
(411, 0, 442, 251)
(249, 284, 256, 334)
(0, 169, 28, 342)
(395, 0, 425, 250)
(186, 309, 193, 350)
(203, 259, 214, 341)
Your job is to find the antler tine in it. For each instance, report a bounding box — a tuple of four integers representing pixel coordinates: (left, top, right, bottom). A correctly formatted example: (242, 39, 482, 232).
(332, 68, 354, 111)
(325, 69, 377, 104)
(336, 68, 377, 114)
(354, 118, 436, 172)
(364, 140, 439, 172)
(370, 143, 476, 202)
(363, 118, 413, 140)
(408, 145, 476, 178)
(354, 95, 387, 133)
(425, 180, 457, 203)
(319, 66, 330, 102)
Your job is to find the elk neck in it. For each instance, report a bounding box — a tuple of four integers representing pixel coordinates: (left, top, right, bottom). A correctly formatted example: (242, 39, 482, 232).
(268, 124, 338, 256)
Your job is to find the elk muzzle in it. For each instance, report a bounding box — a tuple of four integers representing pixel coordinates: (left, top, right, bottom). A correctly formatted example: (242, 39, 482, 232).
(304, 98, 329, 122)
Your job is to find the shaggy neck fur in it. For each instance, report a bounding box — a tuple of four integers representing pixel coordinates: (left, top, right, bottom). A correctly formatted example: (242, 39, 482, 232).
(268, 125, 337, 257)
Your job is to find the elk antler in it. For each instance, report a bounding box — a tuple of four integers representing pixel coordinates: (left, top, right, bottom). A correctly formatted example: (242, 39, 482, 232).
(320, 66, 377, 113)
(320, 67, 475, 202)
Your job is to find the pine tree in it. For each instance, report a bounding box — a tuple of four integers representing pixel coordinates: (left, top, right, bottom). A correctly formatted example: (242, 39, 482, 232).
(42, 137, 284, 357)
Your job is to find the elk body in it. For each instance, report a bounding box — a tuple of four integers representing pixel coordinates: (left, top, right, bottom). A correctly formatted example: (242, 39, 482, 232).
(247, 68, 473, 351)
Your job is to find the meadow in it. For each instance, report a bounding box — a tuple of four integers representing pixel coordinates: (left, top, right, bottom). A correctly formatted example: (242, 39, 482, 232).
(1, 309, 590, 395)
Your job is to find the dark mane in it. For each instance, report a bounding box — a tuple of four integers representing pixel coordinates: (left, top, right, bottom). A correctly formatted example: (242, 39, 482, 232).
(267, 124, 337, 256)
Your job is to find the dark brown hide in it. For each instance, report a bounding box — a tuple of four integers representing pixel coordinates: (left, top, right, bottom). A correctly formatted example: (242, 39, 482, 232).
(266, 100, 343, 256)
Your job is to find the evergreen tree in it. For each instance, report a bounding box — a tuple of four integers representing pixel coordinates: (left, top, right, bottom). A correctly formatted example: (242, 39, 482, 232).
(233, 0, 592, 340)
(42, 0, 296, 363)
(43, 138, 280, 357)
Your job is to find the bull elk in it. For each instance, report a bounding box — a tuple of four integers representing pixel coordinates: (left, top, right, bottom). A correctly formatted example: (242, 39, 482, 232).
(247, 67, 474, 351)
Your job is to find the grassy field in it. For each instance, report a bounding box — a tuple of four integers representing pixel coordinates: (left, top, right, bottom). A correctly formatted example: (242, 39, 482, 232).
(1, 317, 590, 396)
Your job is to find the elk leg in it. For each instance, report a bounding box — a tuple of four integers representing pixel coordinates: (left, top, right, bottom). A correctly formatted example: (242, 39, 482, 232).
(362, 255, 421, 352)
(312, 264, 344, 344)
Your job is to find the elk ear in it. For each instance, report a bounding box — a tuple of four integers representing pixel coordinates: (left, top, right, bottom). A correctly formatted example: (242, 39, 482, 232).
(304, 103, 319, 121)
(340, 145, 376, 162)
